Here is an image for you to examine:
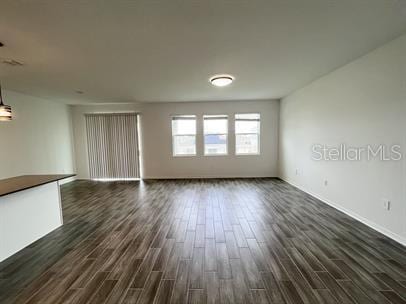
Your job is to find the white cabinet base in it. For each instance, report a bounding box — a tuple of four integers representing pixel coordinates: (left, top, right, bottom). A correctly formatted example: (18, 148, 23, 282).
(0, 182, 63, 262)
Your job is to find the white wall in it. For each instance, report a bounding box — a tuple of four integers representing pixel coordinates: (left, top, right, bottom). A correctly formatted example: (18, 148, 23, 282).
(71, 100, 279, 179)
(142, 100, 279, 178)
(0, 90, 75, 180)
(279, 34, 406, 244)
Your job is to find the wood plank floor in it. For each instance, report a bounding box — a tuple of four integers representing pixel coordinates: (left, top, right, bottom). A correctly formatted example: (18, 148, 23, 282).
(1, 178, 405, 304)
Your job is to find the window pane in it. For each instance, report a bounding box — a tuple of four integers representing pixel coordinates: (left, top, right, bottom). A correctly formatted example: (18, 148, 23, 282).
(235, 113, 260, 155)
(235, 113, 260, 133)
(204, 115, 228, 134)
(235, 113, 260, 120)
(204, 134, 227, 155)
(172, 116, 196, 135)
(236, 134, 259, 154)
(173, 135, 196, 155)
(235, 120, 259, 133)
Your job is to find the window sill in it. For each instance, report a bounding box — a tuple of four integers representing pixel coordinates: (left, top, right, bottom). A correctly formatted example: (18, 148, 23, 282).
(173, 154, 197, 158)
(204, 154, 229, 157)
(235, 153, 260, 156)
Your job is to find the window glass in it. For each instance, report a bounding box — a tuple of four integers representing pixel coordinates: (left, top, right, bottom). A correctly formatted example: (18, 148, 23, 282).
(204, 115, 228, 155)
(172, 115, 196, 156)
(235, 113, 260, 155)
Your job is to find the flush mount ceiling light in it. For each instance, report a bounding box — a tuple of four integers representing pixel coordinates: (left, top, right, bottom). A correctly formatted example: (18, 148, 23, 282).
(0, 83, 12, 121)
(209, 74, 234, 87)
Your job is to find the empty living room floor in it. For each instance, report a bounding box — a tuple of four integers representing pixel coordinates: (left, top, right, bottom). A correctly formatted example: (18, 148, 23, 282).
(0, 178, 405, 304)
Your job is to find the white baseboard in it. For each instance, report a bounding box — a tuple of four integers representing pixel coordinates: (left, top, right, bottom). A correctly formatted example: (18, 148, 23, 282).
(59, 176, 76, 185)
(280, 177, 406, 247)
(73, 176, 277, 181)
(142, 176, 277, 180)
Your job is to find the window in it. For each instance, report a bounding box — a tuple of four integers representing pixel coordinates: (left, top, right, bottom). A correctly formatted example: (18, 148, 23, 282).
(235, 113, 260, 155)
(172, 115, 196, 156)
(204, 115, 228, 155)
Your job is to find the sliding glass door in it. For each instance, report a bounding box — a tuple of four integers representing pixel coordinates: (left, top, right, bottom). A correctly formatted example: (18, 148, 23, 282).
(85, 113, 140, 180)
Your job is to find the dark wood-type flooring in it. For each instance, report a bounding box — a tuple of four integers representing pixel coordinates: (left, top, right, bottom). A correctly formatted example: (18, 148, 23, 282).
(1, 178, 405, 303)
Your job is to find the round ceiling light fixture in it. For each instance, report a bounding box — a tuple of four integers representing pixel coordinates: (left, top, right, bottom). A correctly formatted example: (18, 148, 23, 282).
(209, 74, 234, 87)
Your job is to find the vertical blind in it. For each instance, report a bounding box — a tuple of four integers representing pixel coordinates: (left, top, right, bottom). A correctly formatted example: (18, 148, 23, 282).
(85, 113, 140, 179)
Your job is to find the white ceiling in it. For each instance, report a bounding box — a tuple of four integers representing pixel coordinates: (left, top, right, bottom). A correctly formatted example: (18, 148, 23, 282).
(0, 0, 405, 104)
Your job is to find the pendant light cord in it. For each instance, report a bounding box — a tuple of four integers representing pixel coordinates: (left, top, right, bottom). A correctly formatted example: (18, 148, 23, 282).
(0, 83, 3, 106)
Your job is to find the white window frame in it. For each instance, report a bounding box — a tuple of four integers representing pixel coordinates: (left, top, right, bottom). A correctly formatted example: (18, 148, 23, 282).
(203, 114, 228, 156)
(235, 113, 261, 155)
(171, 115, 197, 157)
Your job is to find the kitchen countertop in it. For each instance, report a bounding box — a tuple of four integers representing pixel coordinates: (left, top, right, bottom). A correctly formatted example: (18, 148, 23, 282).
(0, 174, 76, 197)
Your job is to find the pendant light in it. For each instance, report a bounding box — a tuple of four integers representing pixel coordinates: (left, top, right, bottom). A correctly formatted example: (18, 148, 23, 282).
(0, 83, 12, 121)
